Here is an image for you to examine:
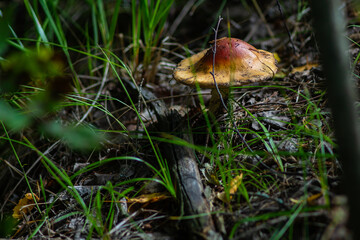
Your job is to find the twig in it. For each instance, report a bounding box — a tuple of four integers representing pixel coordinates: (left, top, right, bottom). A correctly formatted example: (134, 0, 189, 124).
(169, 0, 196, 35)
(251, 0, 274, 38)
(210, 16, 228, 111)
(276, 0, 297, 55)
(77, 62, 109, 125)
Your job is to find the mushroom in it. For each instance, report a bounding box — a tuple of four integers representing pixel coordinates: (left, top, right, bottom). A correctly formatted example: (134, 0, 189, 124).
(173, 37, 278, 113)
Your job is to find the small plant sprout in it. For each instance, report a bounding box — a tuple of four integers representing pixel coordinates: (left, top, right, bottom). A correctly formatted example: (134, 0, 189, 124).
(173, 37, 278, 113)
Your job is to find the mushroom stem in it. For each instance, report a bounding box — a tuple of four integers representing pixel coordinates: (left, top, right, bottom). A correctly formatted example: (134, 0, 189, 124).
(209, 88, 230, 114)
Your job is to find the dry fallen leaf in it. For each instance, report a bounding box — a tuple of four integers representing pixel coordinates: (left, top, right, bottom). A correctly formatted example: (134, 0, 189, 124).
(217, 173, 243, 203)
(13, 193, 40, 219)
(127, 192, 172, 212)
(306, 192, 323, 205)
(290, 192, 323, 205)
(127, 192, 172, 204)
(273, 52, 281, 62)
(290, 63, 319, 74)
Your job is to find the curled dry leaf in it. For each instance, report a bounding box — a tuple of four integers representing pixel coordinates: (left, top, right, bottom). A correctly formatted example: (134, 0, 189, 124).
(290, 192, 323, 205)
(290, 63, 319, 74)
(127, 192, 172, 204)
(127, 192, 172, 212)
(12, 193, 40, 219)
(217, 173, 244, 203)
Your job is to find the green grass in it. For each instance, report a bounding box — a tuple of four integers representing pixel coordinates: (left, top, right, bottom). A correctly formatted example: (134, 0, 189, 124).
(0, 0, 341, 239)
(131, 0, 174, 68)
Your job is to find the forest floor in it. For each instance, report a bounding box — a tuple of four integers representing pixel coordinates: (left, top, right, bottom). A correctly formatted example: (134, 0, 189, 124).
(0, 0, 359, 239)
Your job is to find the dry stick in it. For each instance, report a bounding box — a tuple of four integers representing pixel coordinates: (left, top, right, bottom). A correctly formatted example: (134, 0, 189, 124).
(78, 62, 109, 125)
(210, 16, 228, 112)
(169, 0, 197, 35)
(276, 0, 297, 55)
(251, 0, 275, 38)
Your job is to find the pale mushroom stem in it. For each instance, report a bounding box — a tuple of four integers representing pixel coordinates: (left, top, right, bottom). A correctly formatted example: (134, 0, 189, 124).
(209, 88, 230, 114)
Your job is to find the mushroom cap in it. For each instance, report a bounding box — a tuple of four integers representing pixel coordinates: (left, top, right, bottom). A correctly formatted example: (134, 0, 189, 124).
(173, 37, 278, 88)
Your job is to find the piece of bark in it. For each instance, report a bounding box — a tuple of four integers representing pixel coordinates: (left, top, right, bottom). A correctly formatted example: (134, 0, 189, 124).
(156, 110, 222, 240)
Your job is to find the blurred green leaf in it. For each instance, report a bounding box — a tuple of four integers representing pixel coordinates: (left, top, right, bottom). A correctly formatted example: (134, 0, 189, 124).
(0, 48, 65, 93)
(0, 213, 18, 238)
(0, 6, 15, 56)
(0, 100, 31, 131)
(42, 121, 105, 151)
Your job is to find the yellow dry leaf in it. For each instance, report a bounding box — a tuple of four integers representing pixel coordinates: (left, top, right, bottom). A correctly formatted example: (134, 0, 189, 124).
(13, 193, 40, 219)
(217, 173, 243, 203)
(127, 192, 172, 213)
(307, 192, 323, 205)
(127, 192, 172, 204)
(273, 52, 281, 62)
(291, 63, 319, 74)
(290, 192, 323, 205)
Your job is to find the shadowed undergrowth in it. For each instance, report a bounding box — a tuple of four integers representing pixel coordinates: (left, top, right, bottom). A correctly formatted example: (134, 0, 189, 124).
(0, 0, 357, 239)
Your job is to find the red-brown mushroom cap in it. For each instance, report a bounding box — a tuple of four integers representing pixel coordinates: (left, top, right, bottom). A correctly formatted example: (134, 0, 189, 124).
(173, 37, 278, 88)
